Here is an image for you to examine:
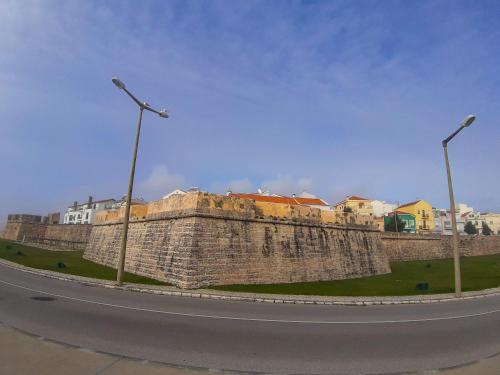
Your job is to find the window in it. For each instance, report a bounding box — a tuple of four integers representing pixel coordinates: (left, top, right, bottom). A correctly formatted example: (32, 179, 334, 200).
(86, 212, 89, 220)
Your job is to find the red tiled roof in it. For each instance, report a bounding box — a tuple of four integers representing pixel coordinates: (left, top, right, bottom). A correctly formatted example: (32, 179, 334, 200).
(333, 195, 370, 206)
(348, 195, 370, 201)
(397, 200, 422, 209)
(229, 193, 328, 206)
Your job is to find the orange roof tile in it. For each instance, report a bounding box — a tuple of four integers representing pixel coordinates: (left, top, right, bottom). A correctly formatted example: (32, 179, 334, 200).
(229, 193, 328, 207)
(348, 195, 370, 201)
(397, 200, 422, 209)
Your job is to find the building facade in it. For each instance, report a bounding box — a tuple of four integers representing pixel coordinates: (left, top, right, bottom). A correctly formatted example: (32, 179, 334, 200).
(480, 213, 500, 235)
(396, 200, 435, 233)
(333, 196, 375, 226)
(63, 197, 116, 224)
(384, 211, 417, 233)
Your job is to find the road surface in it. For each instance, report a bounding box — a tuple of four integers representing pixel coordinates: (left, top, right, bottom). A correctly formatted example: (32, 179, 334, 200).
(1, 263, 499, 374)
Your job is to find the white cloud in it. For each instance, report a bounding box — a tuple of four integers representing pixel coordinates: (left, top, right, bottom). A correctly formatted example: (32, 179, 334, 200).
(139, 165, 186, 200)
(260, 175, 313, 196)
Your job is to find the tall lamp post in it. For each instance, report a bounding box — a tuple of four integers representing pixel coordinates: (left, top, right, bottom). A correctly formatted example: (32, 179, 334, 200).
(442, 114, 476, 297)
(111, 77, 169, 285)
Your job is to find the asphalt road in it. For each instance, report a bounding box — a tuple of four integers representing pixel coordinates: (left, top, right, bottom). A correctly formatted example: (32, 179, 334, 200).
(1, 264, 499, 374)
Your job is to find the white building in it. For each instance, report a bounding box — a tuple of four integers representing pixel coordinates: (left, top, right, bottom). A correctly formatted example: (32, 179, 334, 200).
(442, 211, 466, 235)
(162, 189, 187, 200)
(63, 197, 116, 224)
(459, 211, 500, 235)
(433, 207, 469, 235)
(371, 200, 397, 217)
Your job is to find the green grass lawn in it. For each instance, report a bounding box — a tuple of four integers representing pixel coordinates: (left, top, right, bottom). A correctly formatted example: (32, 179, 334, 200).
(0, 238, 166, 285)
(2, 238, 500, 295)
(212, 254, 500, 296)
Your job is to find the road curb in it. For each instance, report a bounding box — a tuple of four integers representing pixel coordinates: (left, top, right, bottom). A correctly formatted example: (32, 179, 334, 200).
(1, 258, 500, 306)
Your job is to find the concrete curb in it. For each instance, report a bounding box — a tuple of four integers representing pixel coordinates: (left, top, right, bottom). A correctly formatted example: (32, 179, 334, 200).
(1, 258, 500, 306)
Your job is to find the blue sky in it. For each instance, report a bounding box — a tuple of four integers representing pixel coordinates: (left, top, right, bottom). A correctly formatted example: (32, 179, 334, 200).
(1, 0, 499, 225)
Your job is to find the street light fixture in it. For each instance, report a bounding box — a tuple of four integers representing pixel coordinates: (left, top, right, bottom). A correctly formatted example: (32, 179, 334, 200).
(111, 77, 169, 285)
(442, 114, 476, 298)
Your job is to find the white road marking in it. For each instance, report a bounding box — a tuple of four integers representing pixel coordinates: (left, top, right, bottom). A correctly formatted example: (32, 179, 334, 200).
(1, 278, 499, 324)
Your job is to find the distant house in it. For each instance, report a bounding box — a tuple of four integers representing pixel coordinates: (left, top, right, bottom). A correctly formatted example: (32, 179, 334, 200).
(229, 191, 331, 210)
(63, 196, 116, 224)
(396, 200, 434, 233)
(480, 213, 500, 235)
(462, 211, 500, 235)
(333, 196, 375, 226)
(334, 196, 374, 215)
(384, 211, 417, 233)
(162, 189, 187, 200)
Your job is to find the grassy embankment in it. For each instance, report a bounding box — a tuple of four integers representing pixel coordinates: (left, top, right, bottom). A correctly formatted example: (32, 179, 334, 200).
(1, 238, 500, 295)
(212, 254, 500, 296)
(0, 238, 166, 285)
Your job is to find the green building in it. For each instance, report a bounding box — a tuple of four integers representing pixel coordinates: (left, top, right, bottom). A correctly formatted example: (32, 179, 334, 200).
(384, 212, 416, 233)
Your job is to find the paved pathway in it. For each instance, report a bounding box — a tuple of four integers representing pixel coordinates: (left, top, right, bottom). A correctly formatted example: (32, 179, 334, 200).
(2, 324, 500, 375)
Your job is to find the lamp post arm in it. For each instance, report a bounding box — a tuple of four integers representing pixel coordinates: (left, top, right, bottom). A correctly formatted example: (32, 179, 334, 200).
(144, 106, 161, 115)
(442, 126, 465, 147)
(123, 87, 145, 108)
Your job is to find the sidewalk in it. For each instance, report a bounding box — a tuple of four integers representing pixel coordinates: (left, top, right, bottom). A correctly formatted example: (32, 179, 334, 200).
(0, 324, 205, 375)
(1, 323, 499, 375)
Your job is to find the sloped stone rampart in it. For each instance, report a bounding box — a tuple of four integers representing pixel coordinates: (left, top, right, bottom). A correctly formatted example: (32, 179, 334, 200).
(2, 221, 91, 250)
(84, 208, 390, 288)
(382, 232, 500, 261)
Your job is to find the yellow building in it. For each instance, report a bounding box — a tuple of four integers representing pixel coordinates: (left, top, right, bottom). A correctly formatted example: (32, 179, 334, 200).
(334, 196, 373, 215)
(396, 200, 435, 233)
(333, 196, 374, 226)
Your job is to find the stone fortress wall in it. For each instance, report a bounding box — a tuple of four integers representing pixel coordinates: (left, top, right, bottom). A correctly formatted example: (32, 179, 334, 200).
(85, 192, 391, 288)
(3, 193, 500, 288)
(382, 232, 500, 261)
(2, 215, 92, 251)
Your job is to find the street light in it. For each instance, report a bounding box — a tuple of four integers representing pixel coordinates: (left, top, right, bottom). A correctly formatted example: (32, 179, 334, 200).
(442, 114, 476, 297)
(112, 77, 169, 285)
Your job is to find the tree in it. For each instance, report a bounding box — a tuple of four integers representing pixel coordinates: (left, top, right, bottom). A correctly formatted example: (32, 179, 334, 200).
(385, 216, 406, 232)
(464, 221, 478, 235)
(482, 222, 493, 236)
